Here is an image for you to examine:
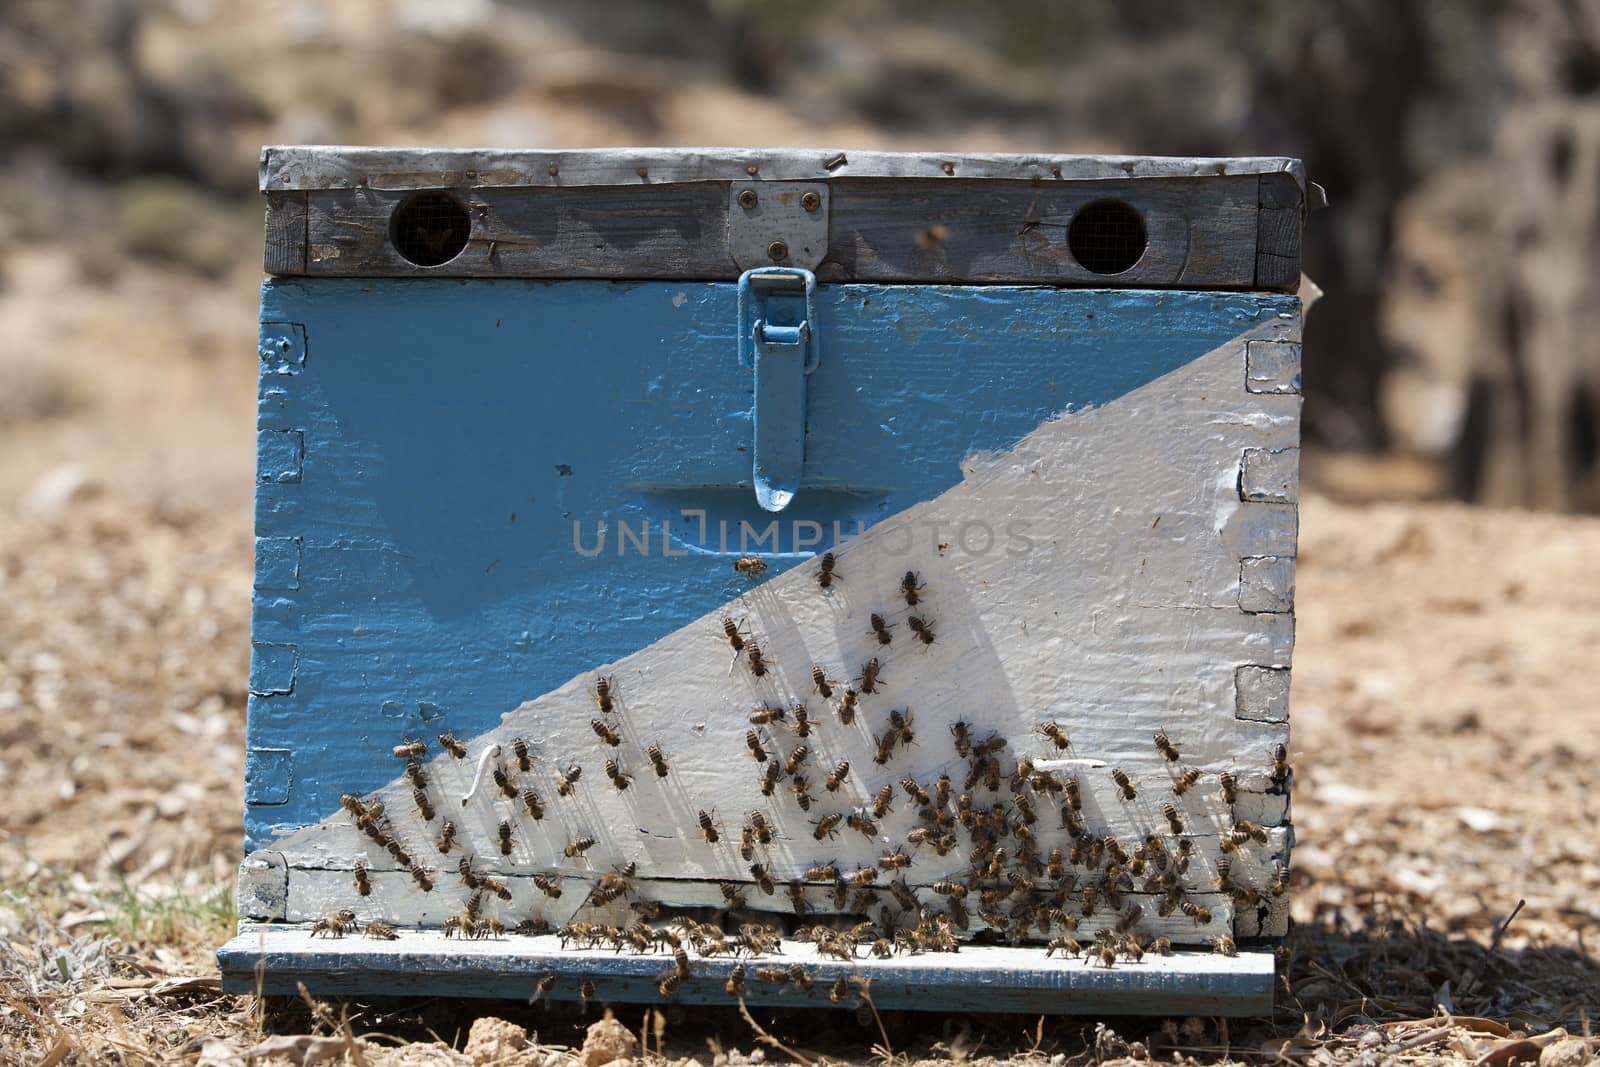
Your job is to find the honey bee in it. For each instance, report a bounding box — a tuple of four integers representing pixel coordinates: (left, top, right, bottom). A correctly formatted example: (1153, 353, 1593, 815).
(1215, 857, 1236, 892)
(848, 866, 879, 887)
(720, 882, 750, 909)
(1045, 846, 1066, 882)
(405, 759, 427, 789)
(746, 644, 769, 677)
(1271, 861, 1289, 897)
(646, 742, 670, 778)
(497, 820, 515, 855)
(932, 879, 968, 899)
(1014, 793, 1037, 825)
(725, 963, 747, 995)
(906, 826, 933, 850)
(816, 551, 839, 588)
(907, 615, 935, 645)
(785, 745, 810, 774)
(812, 812, 842, 840)
(974, 733, 1008, 757)
(804, 863, 839, 882)
(722, 617, 747, 653)
(901, 570, 924, 606)
(353, 862, 371, 896)
(565, 834, 597, 858)
(744, 731, 769, 763)
(438, 731, 467, 759)
(748, 810, 774, 844)
(859, 658, 883, 694)
(311, 909, 357, 938)
(1181, 900, 1212, 925)
(1110, 768, 1137, 800)
(878, 848, 912, 871)
(873, 731, 897, 765)
(761, 759, 782, 797)
(826, 760, 851, 792)
(869, 613, 893, 645)
(534, 873, 562, 898)
(934, 773, 952, 809)
(1211, 934, 1237, 957)
(811, 666, 834, 699)
(749, 704, 785, 726)
(790, 775, 813, 811)
(846, 811, 878, 838)
(888, 708, 915, 744)
(870, 785, 894, 819)
(1038, 721, 1070, 750)
(754, 965, 789, 984)
(410, 863, 434, 891)
(578, 978, 595, 1004)
(481, 875, 512, 902)
(698, 810, 721, 844)
(733, 556, 767, 575)
(900, 776, 929, 805)
(837, 689, 859, 725)
(605, 758, 632, 790)
(493, 764, 518, 799)
(1270, 743, 1290, 784)
(1219, 771, 1239, 805)
(393, 739, 426, 759)
(1148, 935, 1173, 956)
(828, 976, 851, 1003)
(787, 964, 814, 991)
(1175, 838, 1195, 874)
(1080, 886, 1098, 917)
(1172, 766, 1202, 795)
(1046, 935, 1081, 958)
(739, 825, 755, 860)
(792, 702, 814, 738)
(364, 921, 399, 940)
(591, 718, 622, 747)
(1116, 903, 1143, 933)
(556, 763, 582, 797)
(750, 863, 776, 895)
(530, 972, 557, 1002)
(948, 720, 974, 758)
(1160, 802, 1184, 834)
(413, 787, 436, 821)
(593, 676, 616, 714)
(1235, 818, 1269, 844)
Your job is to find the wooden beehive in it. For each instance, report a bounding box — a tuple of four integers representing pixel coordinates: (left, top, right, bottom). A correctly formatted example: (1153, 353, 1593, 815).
(220, 147, 1311, 1015)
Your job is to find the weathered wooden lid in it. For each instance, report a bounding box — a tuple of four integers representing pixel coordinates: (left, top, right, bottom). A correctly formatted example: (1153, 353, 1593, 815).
(261, 146, 1309, 290)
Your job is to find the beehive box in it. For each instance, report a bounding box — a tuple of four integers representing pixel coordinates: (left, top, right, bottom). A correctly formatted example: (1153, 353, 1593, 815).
(220, 147, 1311, 1015)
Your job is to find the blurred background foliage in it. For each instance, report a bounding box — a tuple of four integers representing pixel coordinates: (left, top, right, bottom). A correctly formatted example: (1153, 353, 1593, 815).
(1, 0, 1595, 510)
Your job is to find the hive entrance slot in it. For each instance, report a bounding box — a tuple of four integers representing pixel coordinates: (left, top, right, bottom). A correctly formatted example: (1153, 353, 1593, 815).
(1067, 199, 1148, 275)
(391, 191, 472, 266)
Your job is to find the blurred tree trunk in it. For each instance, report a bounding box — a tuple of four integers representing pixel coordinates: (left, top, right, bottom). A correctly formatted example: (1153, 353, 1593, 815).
(1458, 1, 1600, 510)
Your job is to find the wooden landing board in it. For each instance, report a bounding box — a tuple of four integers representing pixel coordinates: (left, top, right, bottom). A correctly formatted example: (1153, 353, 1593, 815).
(218, 924, 1275, 1016)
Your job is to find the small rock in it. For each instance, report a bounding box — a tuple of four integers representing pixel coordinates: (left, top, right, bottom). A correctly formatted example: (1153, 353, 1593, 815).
(466, 1016, 530, 1065)
(581, 1011, 638, 1067)
(1540, 1038, 1596, 1067)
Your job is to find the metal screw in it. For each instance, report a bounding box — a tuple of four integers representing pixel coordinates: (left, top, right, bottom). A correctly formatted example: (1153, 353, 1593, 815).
(800, 191, 821, 212)
(738, 189, 759, 209)
(767, 240, 788, 261)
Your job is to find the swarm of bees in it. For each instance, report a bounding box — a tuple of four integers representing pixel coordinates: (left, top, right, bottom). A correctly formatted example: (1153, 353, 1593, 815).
(317, 558, 1288, 1000)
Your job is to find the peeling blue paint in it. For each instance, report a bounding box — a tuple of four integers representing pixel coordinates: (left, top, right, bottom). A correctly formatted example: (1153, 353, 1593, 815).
(245, 278, 1294, 847)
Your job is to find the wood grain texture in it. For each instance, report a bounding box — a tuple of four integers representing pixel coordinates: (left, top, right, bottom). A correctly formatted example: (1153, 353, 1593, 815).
(219, 925, 1277, 1015)
(1255, 173, 1304, 291)
(261, 145, 1306, 192)
(286, 176, 1266, 286)
(263, 191, 307, 275)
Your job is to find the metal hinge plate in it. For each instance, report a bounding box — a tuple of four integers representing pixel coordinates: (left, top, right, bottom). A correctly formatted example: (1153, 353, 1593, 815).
(738, 268, 821, 512)
(728, 182, 829, 271)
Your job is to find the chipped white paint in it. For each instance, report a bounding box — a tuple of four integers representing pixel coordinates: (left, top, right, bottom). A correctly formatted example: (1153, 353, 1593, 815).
(240, 316, 1301, 946)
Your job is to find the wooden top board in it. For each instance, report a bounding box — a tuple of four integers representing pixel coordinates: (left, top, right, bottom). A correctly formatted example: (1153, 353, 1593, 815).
(259, 146, 1310, 289)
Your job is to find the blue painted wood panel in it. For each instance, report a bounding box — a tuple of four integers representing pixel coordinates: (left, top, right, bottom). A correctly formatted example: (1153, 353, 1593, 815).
(247, 279, 1295, 847)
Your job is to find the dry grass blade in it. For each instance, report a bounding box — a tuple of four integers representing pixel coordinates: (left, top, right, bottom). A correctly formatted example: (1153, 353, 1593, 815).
(737, 997, 814, 1066)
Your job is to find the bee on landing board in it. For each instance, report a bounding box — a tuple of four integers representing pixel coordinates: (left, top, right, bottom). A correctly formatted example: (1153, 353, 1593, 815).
(722, 617, 747, 653)
(1110, 768, 1137, 800)
(392, 739, 426, 759)
(511, 737, 533, 772)
(858, 658, 883, 694)
(837, 689, 859, 725)
(605, 758, 633, 790)
(556, 763, 582, 797)
(733, 556, 767, 576)
(746, 643, 769, 677)
(646, 742, 670, 778)
(353, 861, 371, 896)
(1153, 729, 1181, 762)
(816, 551, 839, 588)
(1038, 721, 1070, 750)
(907, 615, 935, 645)
(869, 613, 893, 645)
(697, 810, 721, 844)
(901, 570, 924, 606)
(811, 666, 834, 699)
(437, 731, 467, 759)
(591, 718, 622, 747)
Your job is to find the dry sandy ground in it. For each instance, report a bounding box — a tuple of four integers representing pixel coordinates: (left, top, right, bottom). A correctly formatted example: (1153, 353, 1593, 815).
(1, 264, 1597, 1064)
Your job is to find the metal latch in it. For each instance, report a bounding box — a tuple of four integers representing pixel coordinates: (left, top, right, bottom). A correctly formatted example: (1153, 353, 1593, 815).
(738, 267, 821, 513)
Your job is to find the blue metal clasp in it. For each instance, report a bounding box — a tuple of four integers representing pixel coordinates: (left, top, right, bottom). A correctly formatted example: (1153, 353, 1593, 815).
(738, 267, 820, 513)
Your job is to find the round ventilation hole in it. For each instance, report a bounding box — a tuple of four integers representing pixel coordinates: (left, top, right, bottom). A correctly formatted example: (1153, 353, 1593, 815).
(391, 191, 471, 266)
(1067, 199, 1147, 275)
